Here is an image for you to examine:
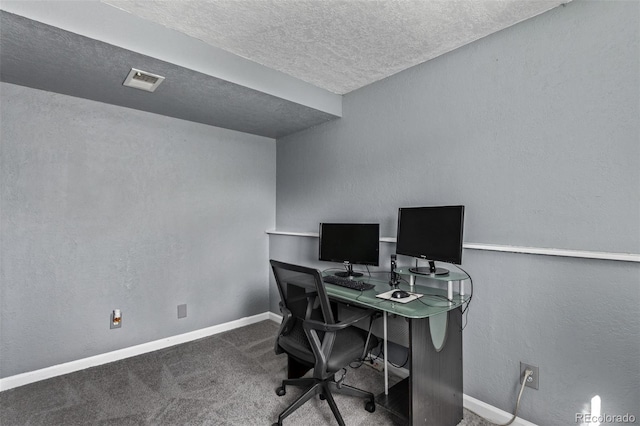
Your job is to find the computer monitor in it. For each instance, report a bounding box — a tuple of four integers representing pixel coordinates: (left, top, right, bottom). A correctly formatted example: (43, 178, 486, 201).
(396, 205, 465, 276)
(319, 223, 380, 278)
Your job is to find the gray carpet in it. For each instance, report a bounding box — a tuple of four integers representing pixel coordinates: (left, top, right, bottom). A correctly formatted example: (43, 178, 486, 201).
(0, 320, 491, 425)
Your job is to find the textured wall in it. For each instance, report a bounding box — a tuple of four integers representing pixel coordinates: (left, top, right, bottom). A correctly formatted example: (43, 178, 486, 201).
(1, 83, 276, 378)
(271, 1, 639, 424)
(276, 1, 639, 254)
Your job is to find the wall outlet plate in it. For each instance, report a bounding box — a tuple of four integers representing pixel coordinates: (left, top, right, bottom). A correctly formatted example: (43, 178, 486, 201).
(520, 362, 539, 390)
(110, 312, 122, 329)
(177, 304, 187, 319)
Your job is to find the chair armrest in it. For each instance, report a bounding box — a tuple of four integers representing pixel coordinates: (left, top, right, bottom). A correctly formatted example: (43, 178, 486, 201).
(304, 308, 378, 332)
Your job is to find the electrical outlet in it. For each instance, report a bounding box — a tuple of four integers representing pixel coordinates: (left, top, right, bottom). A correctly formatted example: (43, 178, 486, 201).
(520, 362, 539, 390)
(177, 304, 187, 319)
(110, 309, 122, 329)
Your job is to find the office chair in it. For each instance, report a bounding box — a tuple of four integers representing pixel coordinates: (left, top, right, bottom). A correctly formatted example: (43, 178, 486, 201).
(270, 260, 379, 426)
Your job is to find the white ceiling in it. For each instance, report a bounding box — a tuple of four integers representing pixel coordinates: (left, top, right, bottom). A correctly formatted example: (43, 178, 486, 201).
(103, 0, 568, 94)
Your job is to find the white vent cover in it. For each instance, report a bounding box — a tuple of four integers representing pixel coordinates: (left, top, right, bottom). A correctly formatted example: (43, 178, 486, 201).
(123, 68, 165, 92)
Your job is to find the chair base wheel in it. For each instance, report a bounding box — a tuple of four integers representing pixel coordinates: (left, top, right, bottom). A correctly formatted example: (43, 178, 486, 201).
(275, 386, 286, 396)
(365, 400, 376, 413)
(319, 393, 326, 400)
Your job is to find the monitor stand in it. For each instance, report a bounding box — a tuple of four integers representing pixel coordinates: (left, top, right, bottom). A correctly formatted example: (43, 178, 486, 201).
(409, 260, 449, 276)
(334, 263, 363, 278)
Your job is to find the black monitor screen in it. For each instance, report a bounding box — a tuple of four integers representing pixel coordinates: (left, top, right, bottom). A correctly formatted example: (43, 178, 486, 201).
(319, 223, 379, 276)
(396, 206, 465, 274)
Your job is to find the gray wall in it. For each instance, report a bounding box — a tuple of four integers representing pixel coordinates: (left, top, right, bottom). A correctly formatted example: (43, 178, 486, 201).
(1, 83, 276, 378)
(271, 1, 639, 425)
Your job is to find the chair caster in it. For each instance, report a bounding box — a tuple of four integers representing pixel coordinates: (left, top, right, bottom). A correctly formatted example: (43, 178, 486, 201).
(319, 393, 326, 400)
(365, 400, 376, 413)
(275, 386, 286, 396)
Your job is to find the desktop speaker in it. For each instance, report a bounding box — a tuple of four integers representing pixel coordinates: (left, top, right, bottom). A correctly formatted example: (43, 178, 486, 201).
(390, 254, 399, 287)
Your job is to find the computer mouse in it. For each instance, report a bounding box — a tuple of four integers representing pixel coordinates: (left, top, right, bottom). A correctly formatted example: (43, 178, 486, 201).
(391, 290, 410, 299)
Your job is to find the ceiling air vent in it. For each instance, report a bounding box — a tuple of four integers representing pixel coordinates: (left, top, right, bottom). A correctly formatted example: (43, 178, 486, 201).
(123, 68, 165, 92)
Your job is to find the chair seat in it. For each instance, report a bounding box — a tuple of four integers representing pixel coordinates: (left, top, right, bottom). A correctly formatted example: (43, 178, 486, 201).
(279, 325, 376, 374)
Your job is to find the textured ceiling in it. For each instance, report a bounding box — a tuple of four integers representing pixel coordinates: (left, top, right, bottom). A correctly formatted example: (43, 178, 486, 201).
(1, 0, 569, 138)
(104, 0, 568, 94)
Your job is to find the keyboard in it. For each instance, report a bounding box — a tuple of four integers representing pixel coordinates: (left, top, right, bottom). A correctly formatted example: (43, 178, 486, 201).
(323, 275, 375, 291)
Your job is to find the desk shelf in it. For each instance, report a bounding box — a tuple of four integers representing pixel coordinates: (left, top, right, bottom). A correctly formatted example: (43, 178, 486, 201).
(375, 377, 410, 423)
(394, 268, 470, 300)
(394, 268, 469, 283)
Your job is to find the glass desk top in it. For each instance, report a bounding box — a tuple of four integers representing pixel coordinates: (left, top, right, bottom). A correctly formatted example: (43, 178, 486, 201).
(320, 272, 469, 319)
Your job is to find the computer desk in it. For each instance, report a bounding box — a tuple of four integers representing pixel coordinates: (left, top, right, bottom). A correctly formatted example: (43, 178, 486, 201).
(286, 271, 470, 426)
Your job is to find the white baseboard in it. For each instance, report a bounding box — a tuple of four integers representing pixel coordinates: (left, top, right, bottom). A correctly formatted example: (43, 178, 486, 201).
(464, 394, 538, 426)
(0, 312, 271, 392)
(1, 311, 537, 426)
(268, 311, 282, 323)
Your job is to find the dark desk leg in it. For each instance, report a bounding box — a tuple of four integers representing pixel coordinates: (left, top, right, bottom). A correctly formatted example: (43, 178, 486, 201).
(409, 308, 463, 426)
